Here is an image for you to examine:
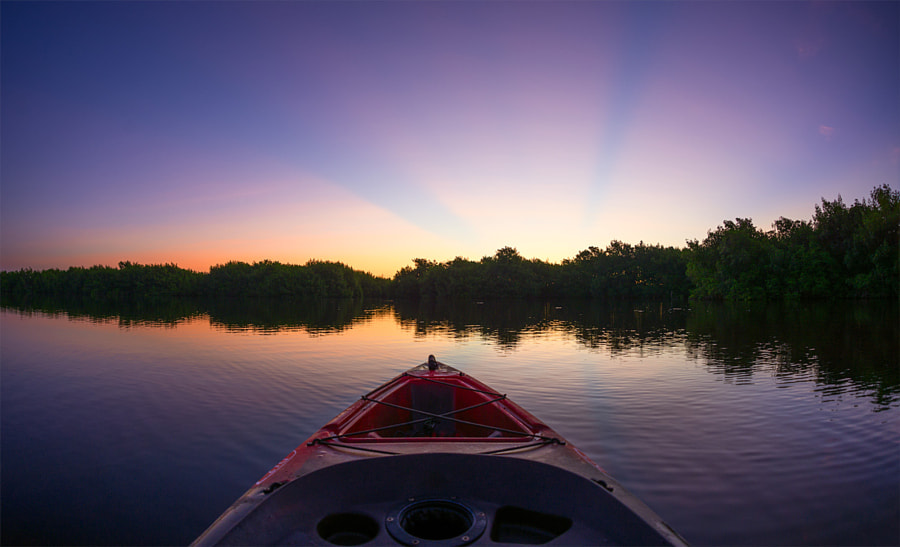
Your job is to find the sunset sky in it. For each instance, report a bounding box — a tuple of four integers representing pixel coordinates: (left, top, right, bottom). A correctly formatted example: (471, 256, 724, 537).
(2, 1, 897, 277)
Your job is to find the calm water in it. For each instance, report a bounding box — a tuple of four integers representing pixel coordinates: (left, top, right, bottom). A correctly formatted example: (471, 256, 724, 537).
(1, 298, 897, 546)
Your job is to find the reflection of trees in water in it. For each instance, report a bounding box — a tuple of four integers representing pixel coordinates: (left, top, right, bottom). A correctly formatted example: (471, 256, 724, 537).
(391, 299, 688, 353)
(558, 303, 688, 356)
(3, 295, 895, 407)
(390, 299, 899, 408)
(205, 298, 389, 333)
(0, 292, 204, 327)
(0, 293, 390, 333)
(392, 299, 546, 348)
(685, 301, 899, 409)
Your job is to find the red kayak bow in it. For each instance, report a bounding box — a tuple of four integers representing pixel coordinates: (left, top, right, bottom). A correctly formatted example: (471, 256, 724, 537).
(193, 356, 687, 546)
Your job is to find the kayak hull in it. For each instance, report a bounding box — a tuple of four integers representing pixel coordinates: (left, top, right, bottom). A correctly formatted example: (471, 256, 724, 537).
(193, 359, 687, 546)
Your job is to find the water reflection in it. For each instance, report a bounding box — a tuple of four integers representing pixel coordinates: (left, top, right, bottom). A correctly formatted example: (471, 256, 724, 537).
(0, 293, 388, 333)
(205, 297, 389, 334)
(2, 295, 896, 409)
(393, 298, 559, 347)
(391, 299, 689, 353)
(554, 302, 688, 356)
(686, 301, 899, 410)
(2, 296, 897, 546)
(0, 293, 204, 327)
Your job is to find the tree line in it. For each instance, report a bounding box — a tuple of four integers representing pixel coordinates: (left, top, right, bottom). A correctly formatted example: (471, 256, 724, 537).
(391, 243, 691, 300)
(390, 184, 897, 300)
(687, 184, 897, 299)
(1, 185, 896, 301)
(0, 260, 390, 300)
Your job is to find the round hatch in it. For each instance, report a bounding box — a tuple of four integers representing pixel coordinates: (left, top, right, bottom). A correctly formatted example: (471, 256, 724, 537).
(385, 498, 486, 546)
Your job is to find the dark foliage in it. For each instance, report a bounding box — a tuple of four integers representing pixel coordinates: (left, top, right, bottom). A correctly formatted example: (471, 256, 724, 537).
(391, 244, 691, 301)
(686, 185, 898, 299)
(0, 262, 205, 299)
(203, 259, 388, 299)
(2, 185, 895, 301)
(0, 260, 389, 300)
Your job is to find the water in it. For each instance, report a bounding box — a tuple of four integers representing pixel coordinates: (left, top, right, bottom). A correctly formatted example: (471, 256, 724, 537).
(1, 299, 897, 546)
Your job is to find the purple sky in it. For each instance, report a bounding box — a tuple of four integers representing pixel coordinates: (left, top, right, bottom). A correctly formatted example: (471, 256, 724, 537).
(2, 1, 897, 276)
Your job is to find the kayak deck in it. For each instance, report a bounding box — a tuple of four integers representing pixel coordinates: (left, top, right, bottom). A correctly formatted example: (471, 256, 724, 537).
(313, 360, 553, 446)
(205, 453, 679, 546)
(193, 357, 687, 546)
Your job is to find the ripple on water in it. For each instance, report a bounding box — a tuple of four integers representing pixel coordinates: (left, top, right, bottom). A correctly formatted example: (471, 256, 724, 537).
(2, 305, 897, 547)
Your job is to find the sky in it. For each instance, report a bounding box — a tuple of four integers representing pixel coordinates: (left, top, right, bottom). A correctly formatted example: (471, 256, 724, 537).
(2, 1, 897, 277)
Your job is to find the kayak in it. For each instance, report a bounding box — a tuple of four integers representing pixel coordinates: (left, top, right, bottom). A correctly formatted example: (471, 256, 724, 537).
(193, 356, 687, 546)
